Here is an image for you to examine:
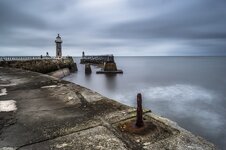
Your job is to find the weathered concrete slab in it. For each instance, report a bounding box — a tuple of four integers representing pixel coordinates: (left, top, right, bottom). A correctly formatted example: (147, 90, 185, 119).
(20, 126, 128, 150)
(0, 67, 216, 150)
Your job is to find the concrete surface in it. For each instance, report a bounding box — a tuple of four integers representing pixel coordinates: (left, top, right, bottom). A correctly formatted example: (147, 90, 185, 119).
(0, 67, 216, 150)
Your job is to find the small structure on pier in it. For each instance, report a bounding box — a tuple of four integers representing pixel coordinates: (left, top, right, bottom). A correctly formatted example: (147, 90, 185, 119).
(96, 55, 123, 74)
(103, 55, 117, 71)
(55, 34, 63, 58)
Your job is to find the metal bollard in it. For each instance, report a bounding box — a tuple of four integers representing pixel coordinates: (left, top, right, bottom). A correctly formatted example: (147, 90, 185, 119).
(136, 93, 144, 127)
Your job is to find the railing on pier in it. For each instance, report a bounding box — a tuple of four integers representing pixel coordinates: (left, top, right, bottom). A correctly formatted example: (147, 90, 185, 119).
(82, 54, 113, 57)
(0, 56, 71, 61)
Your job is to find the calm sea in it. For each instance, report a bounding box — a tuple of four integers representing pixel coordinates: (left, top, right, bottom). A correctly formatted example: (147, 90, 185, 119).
(64, 56, 226, 149)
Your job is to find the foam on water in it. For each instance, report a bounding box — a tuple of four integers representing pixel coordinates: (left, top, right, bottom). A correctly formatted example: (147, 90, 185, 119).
(115, 84, 223, 134)
(143, 84, 223, 132)
(142, 84, 214, 102)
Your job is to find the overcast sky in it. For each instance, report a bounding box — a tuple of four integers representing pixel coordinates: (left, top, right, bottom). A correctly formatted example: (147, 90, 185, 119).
(0, 0, 226, 56)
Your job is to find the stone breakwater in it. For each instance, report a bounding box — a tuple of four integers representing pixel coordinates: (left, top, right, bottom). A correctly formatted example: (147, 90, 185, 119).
(80, 55, 114, 64)
(0, 56, 77, 74)
(0, 67, 216, 150)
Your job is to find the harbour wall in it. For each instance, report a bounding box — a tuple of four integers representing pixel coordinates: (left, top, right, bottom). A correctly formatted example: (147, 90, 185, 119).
(80, 55, 114, 64)
(0, 56, 77, 74)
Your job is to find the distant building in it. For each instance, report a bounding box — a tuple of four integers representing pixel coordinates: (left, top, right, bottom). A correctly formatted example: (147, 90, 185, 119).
(82, 51, 85, 57)
(55, 34, 63, 58)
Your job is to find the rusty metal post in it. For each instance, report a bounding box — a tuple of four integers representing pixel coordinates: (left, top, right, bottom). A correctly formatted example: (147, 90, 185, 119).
(136, 93, 144, 127)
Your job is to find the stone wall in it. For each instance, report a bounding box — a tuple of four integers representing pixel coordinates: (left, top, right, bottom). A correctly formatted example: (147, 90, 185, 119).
(0, 57, 77, 74)
(48, 68, 71, 79)
(80, 55, 114, 64)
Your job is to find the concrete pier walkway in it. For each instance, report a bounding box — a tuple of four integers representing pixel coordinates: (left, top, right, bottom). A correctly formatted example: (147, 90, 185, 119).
(0, 67, 216, 150)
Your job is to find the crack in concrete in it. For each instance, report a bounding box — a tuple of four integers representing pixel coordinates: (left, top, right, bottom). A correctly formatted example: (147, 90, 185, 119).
(75, 91, 89, 108)
(0, 112, 17, 142)
(14, 111, 151, 150)
(17, 105, 80, 114)
(16, 124, 101, 150)
(15, 118, 143, 150)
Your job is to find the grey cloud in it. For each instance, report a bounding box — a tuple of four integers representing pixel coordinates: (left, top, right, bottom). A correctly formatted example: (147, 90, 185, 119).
(107, 0, 226, 40)
(0, 0, 226, 56)
(0, 1, 47, 30)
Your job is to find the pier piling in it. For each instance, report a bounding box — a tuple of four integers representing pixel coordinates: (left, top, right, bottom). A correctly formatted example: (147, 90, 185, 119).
(85, 63, 92, 74)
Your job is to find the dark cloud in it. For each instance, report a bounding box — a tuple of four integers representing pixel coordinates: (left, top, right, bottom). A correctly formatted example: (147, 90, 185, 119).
(0, 1, 47, 30)
(108, 0, 226, 40)
(0, 0, 226, 56)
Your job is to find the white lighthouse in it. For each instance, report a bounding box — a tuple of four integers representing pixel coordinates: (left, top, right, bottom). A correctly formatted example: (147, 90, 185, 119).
(55, 34, 63, 58)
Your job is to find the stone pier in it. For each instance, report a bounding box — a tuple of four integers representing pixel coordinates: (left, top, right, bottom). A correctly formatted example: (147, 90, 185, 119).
(0, 56, 77, 75)
(80, 54, 114, 64)
(0, 35, 77, 77)
(0, 67, 216, 150)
